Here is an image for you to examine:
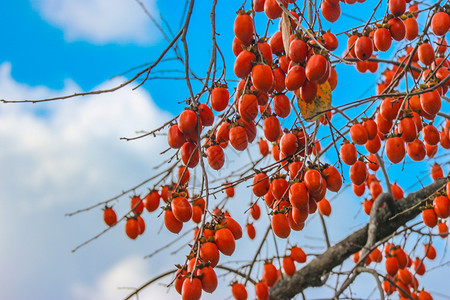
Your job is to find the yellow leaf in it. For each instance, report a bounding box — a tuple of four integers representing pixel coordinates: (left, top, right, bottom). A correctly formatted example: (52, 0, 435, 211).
(296, 81, 332, 122)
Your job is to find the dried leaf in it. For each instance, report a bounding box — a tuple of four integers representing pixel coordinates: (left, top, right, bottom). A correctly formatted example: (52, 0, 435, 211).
(296, 81, 332, 122)
(281, 12, 292, 57)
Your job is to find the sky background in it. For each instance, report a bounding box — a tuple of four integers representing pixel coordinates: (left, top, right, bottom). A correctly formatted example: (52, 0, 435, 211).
(0, 0, 449, 300)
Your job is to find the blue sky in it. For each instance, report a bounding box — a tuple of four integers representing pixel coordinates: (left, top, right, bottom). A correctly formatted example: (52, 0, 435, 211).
(0, 1, 449, 300)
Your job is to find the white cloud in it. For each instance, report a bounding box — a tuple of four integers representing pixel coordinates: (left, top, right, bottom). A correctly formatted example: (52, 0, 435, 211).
(71, 255, 179, 300)
(33, 0, 161, 45)
(0, 62, 176, 299)
(0, 62, 171, 211)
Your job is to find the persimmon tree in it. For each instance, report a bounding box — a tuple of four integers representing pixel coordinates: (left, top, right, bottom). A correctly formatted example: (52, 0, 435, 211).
(2, 0, 450, 299)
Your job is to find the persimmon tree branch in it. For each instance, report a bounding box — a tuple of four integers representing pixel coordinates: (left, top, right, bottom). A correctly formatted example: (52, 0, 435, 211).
(269, 178, 447, 299)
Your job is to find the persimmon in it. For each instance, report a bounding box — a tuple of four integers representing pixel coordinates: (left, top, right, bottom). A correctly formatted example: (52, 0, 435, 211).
(271, 212, 291, 238)
(385, 256, 399, 276)
(168, 124, 186, 149)
(259, 139, 269, 156)
(198, 266, 217, 293)
(328, 67, 338, 90)
(280, 133, 298, 156)
(258, 41, 273, 66)
(182, 277, 202, 300)
(305, 54, 328, 82)
(431, 11, 450, 36)
(406, 139, 426, 161)
(420, 90, 441, 116)
(424, 243, 437, 260)
(144, 190, 160, 212)
(136, 215, 145, 235)
(321, 0, 340, 23)
(272, 67, 286, 93)
(318, 198, 332, 216)
(353, 183, 365, 196)
(103, 206, 117, 226)
(285, 65, 306, 91)
(253, 173, 270, 197)
(198, 103, 214, 126)
(289, 39, 308, 63)
(252, 64, 274, 93)
(438, 222, 449, 238)
(271, 177, 289, 200)
(164, 209, 183, 234)
(181, 142, 200, 168)
(215, 227, 235, 256)
(422, 124, 440, 145)
(404, 17, 418, 40)
(178, 166, 190, 186)
(178, 110, 199, 135)
(290, 246, 307, 263)
(433, 195, 450, 218)
(222, 216, 242, 240)
(289, 182, 309, 209)
(263, 116, 282, 142)
(239, 93, 258, 122)
(255, 281, 269, 300)
(130, 195, 144, 214)
(234, 50, 257, 78)
(272, 143, 281, 161)
(385, 136, 406, 164)
(380, 97, 402, 121)
(389, 0, 406, 16)
(398, 268, 412, 285)
(283, 256, 296, 275)
(418, 290, 433, 300)
(300, 80, 318, 103)
(211, 86, 229, 112)
(441, 131, 450, 149)
(398, 117, 417, 143)
(391, 183, 404, 200)
(322, 31, 338, 51)
(250, 202, 261, 220)
(374, 27, 392, 52)
(355, 36, 373, 61)
(125, 218, 140, 239)
(388, 17, 406, 41)
(290, 207, 307, 226)
(413, 258, 426, 275)
(370, 180, 383, 200)
(322, 165, 342, 192)
(171, 196, 192, 223)
(232, 36, 246, 56)
(273, 94, 291, 118)
(350, 123, 369, 145)
(175, 268, 187, 295)
(264, 0, 284, 20)
(191, 206, 202, 223)
(431, 163, 444, 180)
(207, 144, 225, 170)
(340, 141, 357, 165)
(304, 169, 324, 194)
(349, 160, 368, 185)
(216, 121, 230, 143)
(425, 142, 438, 159)
(200, 242, 220, 267)
(234, 13, 253, 45)
(365, 134, 381, 154)
(229, 125, 248, 151)
(376, 112, 393, 134)
(422, 208, 438, 228)
(246, 223, 256, 239)
(263, 262, 278, 287)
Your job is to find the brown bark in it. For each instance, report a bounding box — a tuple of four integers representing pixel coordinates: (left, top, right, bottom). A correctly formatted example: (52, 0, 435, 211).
(269, 178, 447, 299)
